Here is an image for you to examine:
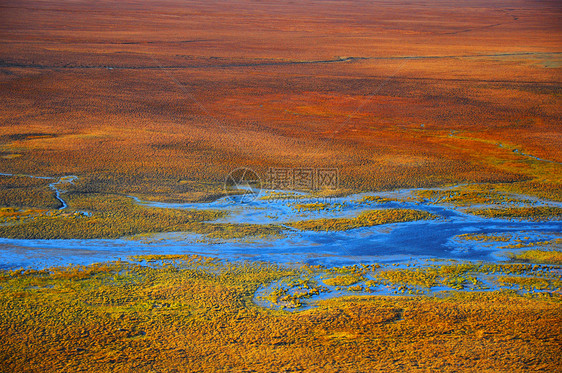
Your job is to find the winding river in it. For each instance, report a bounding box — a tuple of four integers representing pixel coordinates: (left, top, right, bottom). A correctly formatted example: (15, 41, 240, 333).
(0, 172, 560, 270)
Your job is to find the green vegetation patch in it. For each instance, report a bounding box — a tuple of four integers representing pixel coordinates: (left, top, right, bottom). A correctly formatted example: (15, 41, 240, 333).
(0, 193, 284, 240)
(1, 258, 561, 372)
(500, 238, 562, 250)
(509, 249, 562, 265)
(357, 196, 393, 204)
(494, 275, 561, 291)
(291, 202, 330, 212)
(457, 233, 512, 242)
(466, 206, 562, 221)
(415, 187, 532, 207)
(0, 175, 61, 209)
(288, 209, 436, 231)
(372, 263, 559, 291)
(259, 276, 328, 309)
(0, 207, 50, 223)
(322, 274, 363, 287)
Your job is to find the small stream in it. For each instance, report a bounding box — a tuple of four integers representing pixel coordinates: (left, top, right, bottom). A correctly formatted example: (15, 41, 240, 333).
(0, 172, 77, 210)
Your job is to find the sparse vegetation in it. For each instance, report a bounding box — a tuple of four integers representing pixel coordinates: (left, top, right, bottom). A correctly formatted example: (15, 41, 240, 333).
(322, 274, 363, 287)
(288, 209, 437, 231)
(509, 249, 562, 265)
(0, 175, 61, 209)
(1, 0, 561, 371)
(457, 233, 512, 242)
(0, 258, 561, 372)
(416, 187, 533, 207)
(0, 193, 284, 240)
(291, 202, 330, 212)
(466, 206, 562, 221)
(357, 195, 393, 204)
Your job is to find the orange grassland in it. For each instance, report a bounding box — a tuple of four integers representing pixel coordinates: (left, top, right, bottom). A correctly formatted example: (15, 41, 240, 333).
(1, 2, 562, 372)
(0, 0, 560, 202)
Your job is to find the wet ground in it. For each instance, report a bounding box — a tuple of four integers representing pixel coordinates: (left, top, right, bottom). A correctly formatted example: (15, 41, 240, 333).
(0, 186, 560, 270)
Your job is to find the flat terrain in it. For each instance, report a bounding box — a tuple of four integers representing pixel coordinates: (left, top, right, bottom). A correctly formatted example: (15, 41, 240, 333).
(0, 0, 560, 201)
(1, 257, 561, 372)
(0, 1, 561, 372)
